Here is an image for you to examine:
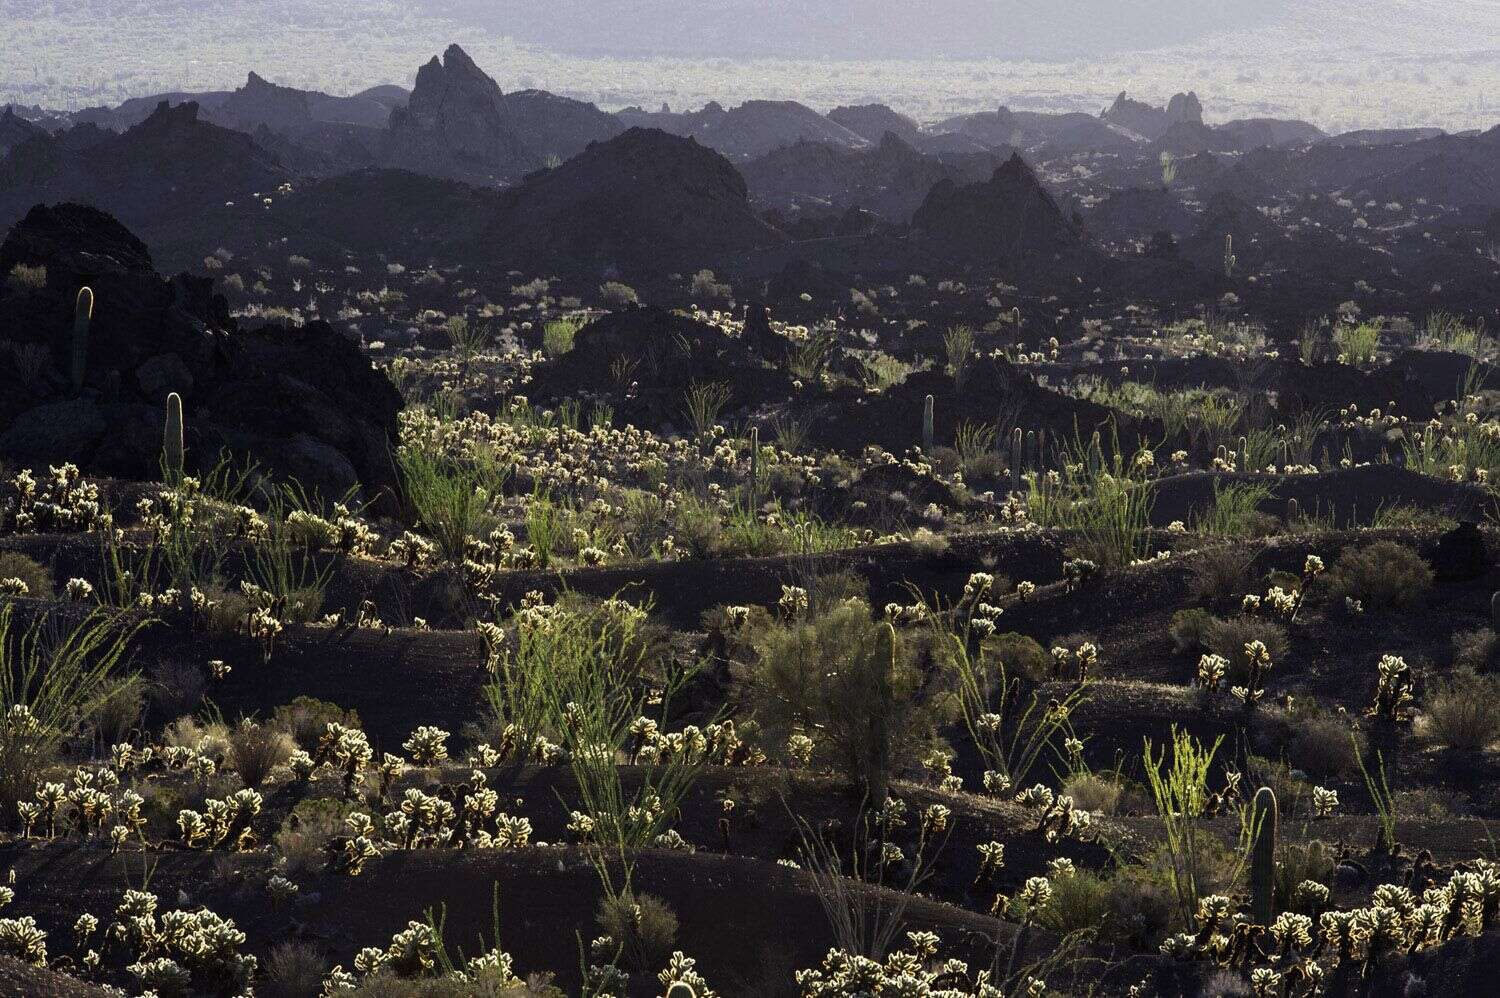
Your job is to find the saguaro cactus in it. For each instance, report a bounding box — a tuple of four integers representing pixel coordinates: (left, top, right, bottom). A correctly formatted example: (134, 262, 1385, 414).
(1250, 786, 1279, 925)
(1286, 498, 1299, 523)
(71, 286, 94, 394)
(1491, 590, 1500, 631)
(1224, 234, 1237, 277)
(1011, 427, 1024, 492)
(164, 392, 184, 482)
(922, 394, 935, 451)
(748, 426, 759, 509)
(866, 621, 897, 807)
(665, 985, 697, 998)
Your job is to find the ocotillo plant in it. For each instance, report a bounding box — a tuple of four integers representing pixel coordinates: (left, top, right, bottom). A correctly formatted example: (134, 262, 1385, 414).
(71, 286, 94, 394)
(164, 392, 184, 483)
(922, 394, 935, 451)
(1250, 786, 1278, 925)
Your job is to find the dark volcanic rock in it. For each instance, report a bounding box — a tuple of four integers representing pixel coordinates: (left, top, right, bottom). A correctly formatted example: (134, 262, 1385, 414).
(384, 44, 538, 185)
(527, 306, 791, 431)
(0, 204, 401, 503)
(488, 127, 789, 274)
(911, 153, 1083, 262)
(1428, 520, 1492, 582)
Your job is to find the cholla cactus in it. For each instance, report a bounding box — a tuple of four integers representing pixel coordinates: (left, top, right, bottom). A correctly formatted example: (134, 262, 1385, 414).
(1196, 653, 1228, 690)
(0, 915, 47, 965)
(1367, 654, 1414, 722)
(777, 585, 809, 618)
(316, 723, 373, 798)
(402, 726, 449, 767)
(64, 577, 93, 601)
(1312, 786, 1339, 817)
(1232, 640, 1273, 705)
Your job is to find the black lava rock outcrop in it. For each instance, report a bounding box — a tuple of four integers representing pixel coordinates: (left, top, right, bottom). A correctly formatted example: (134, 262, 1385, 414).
(0, 203, 401, 503)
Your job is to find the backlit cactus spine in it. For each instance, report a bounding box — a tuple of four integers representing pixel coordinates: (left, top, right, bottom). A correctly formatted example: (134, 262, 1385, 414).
(164, 391, 184, 482)
(71, 286, 94, 393)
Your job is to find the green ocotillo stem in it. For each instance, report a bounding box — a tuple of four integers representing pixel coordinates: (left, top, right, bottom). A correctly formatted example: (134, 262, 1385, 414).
(1250, 786, 1278, 925)
(922, 394, 934, 451)
(71, 286, 94, 394)
(164, 391, 184, 481)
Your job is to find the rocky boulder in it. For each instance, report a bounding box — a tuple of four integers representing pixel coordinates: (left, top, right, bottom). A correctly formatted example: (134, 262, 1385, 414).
(911, 153, 1083, 263)
(0, 203, 402, 504)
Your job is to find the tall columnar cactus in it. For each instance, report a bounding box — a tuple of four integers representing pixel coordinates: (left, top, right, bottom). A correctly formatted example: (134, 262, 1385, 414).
(748, 425, 760, 509)
(71, 286, 94, 394)
(1286, 498, 1300, 524)
(164, 391, 184, 482)
(922, 394, 935, 451)
(866, 620, 897, 807)
(1011, 427, 1024, 492)
(1250, 786, 1279, 925)
(1224, 234, 1237, 278)
(1491, 590, 1500, 631)
(665, 984, 697, 998)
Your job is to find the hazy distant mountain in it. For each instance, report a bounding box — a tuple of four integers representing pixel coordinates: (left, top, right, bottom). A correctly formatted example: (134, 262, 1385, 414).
(617, 100, 870, 161)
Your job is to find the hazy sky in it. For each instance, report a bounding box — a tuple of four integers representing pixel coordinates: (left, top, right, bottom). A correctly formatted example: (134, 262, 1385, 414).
(3, 1, 1499, 131)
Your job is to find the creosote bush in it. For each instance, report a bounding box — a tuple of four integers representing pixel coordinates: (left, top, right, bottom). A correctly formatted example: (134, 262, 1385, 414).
(1325, 540, 1433, 610)
(0, 550, 53, 598)
(734, 596, 954, 797)
(1417, 671, 1500, 750)
(596, 891, 679, 973)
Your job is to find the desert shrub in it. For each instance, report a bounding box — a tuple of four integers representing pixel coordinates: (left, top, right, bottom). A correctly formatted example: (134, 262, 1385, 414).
(0, 550, 52, 598)
(599, 281, 639, 308)
(91, 676, 145, 746)
(1325, 540, 1433, 610)
(1101, 864, 1178, 948)
(264, 940, 328, 998)
(690, 269, 730, 300)
(1168, 608, 1214, 654)
(160, 715, 232, 758)
(1453, 628, 1500, 673)
(1063, 771, 1122, 815)
(1204, 615, 1289, 683)
(1, 606, 139, 814)
(986, 631, 1053, 682)
(1286, 711, 1363, 778)
(1274, 840, 1335, 913)
(1187, 547, 1253, 604)
(228, 719, 294, 787)
(736, 598, 954, 796)
(1418, 672, 1500, 750)
(273, 696, 362, 750)
(6, 263, 46, 291)
(1246, 756, 1312, 816)
(396, 445, 504, 563)
(275, 797, 360, 875)
(1034, 866, 1111, 933)
(595, 891, 678, 973)
(541, 317, 580, 356)
(149, 659, 207, 718)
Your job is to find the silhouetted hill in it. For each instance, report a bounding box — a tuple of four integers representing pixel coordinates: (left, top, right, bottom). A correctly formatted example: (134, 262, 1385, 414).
(911, 152, 1083, 261)
(488, 127, 788, 273)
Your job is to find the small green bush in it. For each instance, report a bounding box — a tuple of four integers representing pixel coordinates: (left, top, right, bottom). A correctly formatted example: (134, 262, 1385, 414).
(0, 550, 52, 598)
(273, 696, 362, 750)
(1286, 711, 1363, 778)
(1326, 540, 1433, 610)
(1452, 628, 1499, 673)
(1204, 615, 1290, 682)
(1168, 608, 1214, 654)
(986, 631, 1053, 682)
(1419, 672, 1500, 750)
(595, 891, 678, 973)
